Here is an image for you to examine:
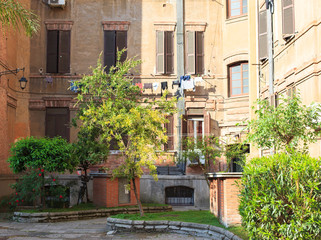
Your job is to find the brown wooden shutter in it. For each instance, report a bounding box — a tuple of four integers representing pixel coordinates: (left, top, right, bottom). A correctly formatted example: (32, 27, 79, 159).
(282, 0, 295, 39)
(165, 31, 174, 74)
(116, 31, 127, 63)
(195, 31, 204, 75)
(47, 30, 58, 73)
(104, 31, 116, 72)
(156, 31, 165, 74)
(165, 115, 174, 151)
(259, 10, 268, 61)
(45, 108, 70, 142)
(186, 31, 195, 74)
(182, 115, 188, 150)
(58, 30, 71, 73)
(204, 112, 211, 137)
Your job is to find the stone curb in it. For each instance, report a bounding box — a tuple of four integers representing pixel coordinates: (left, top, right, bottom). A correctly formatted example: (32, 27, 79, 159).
(107, 217, 242, 240)
(13, 206, 172, 223)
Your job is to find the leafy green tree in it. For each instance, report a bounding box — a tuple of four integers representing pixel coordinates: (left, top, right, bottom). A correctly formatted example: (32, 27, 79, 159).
(8, 136, 76, 208)
(246, 94, 321, 152)
(0, 0, 39, 36)
(181, 136, 221, 186)
(73, 52, 176, 216)
(71, 127, 109, 203)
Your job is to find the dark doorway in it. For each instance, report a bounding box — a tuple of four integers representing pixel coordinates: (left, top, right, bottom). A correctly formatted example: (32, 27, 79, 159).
(45, 107, 70, 141)
(165, 186, 194, 206)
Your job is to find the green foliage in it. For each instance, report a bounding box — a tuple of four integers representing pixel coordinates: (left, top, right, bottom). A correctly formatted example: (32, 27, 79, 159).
(8, 136, 75, 173)
(246, 94, 321, 152)
(224, 143, 248, 171)
(5, 169, 67, 210)
(239, 152, 321, 240)
(0, 0, 39, 36)
(73, 51, 177, 215)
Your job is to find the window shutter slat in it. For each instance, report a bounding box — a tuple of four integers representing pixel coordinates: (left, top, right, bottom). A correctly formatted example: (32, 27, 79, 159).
(186, 31, 196, 74)
(104, 31, 116, 72)
(259, 10, 268, 61)
(204, 112, 211, 137)
(58, 30, 71, 73)
(116, 31, 127, 63)
(156, 31, 165, 74)
(47, 30, 58, 73)
(165, 115, 174, 150)
(165, 31, 174, 74)
(196, 31, 204, 75)
(282, 0, 294, 38)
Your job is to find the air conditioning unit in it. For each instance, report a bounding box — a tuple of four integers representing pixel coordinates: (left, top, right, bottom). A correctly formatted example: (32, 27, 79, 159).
(48, 0, 65, 7)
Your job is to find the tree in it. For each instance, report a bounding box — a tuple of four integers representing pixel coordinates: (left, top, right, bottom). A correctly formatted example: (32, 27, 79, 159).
(0, 0, 39, 36)
(181, 136, 221, 186)
(246, 94, 321, 153)
(8, 136, 77, 208)
(73, 51, 176, 216)
(71, 127, 109, 203)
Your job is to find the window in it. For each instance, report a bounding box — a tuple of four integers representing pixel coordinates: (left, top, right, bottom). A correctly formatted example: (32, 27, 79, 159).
(45, 108, 70, 141)
(156, 31, 174, 74)
(104, 31, 127, 72)
(282, 0, 295, 40)
(228, 144, 249, 172)
(227, 0, 248, 18)
(164, 115, 174, 151)
(229, 62, 249, 97)
(47, 30, 71, 73)
(186, 31, 204, 75)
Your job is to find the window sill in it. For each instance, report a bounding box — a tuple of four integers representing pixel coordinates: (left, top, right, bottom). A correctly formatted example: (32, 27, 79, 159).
(228, 94, 249, 100)
(225, 14, 248, 24)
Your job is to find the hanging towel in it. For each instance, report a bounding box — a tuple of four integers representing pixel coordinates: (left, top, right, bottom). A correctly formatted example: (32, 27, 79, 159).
(153, 82, 159, 92)
(161, 81, 168, 97)
(180, 76, 195, 91)
(144, 83, 153, 92)
(194, 77, 203, 83)
(135, 83, 143, 93)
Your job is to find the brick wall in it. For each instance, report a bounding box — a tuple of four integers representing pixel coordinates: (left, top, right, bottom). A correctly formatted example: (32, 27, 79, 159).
(92, 174, 140, 208)
(208, 173, 242, 227)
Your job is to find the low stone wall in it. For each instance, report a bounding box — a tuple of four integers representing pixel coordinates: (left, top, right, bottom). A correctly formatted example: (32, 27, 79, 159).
(13, 206, 172, 223)
(107, 217, 242, 240)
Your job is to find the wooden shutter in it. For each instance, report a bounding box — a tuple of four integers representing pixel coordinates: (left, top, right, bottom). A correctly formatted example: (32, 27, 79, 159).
(45, 108, 70, 141)
(165, 115, 174, 151)
(104, 31, 116, 72)
(46, 30, 58, 73)
(156, 31, 165, 74)
(204, 112, 211, 137)
(186, 31, 195, 74)
(165, 31, 174, 74)
(195, 31, 204, 75)
(259, 10, 268, 61)
(282, 0, 295, 39)
(182, 115, 188, 150)
(116, 31, 127, 63)
(58, 30, 71, 73)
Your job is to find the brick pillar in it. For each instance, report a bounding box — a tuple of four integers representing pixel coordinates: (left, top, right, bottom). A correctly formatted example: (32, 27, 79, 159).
(208, 172, 242, 227)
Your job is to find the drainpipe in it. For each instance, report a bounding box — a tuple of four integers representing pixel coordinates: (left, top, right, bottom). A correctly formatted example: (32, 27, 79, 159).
(176, 0, 185, 172)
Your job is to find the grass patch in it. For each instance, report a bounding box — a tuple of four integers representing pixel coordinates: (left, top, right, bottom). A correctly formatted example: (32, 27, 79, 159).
(19, 203, 168, 213)
(112, 210, 223, 228)
(112, 210, 249, 239)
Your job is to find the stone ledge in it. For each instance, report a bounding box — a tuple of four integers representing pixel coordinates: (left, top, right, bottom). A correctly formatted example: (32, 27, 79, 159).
(107, 217, 242, 240)
(13, 206, 172, 223)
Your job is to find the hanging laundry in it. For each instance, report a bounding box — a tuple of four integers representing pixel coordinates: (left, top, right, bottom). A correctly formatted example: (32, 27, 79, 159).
(45, 76, 53, 84)
(161, 81, 168, 97)
(180, 75, 195, 91)
(153, 82, 159, 92)
(70, 80, 79, 93)
(144, 83, 153, 92)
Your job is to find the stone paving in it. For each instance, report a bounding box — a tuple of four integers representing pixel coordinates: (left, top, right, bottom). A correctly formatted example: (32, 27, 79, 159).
(0, 217, 213, 240)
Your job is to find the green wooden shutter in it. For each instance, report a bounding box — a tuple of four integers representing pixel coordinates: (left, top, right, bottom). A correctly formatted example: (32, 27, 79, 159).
(104, 31, 116, 72)
(58, 30, 71, 73)
(186, 31, 195, 74)
(46, 30, 58, 73)
(156, 31, 165, 74)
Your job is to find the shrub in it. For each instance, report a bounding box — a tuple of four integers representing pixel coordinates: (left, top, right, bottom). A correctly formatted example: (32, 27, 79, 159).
(239, 152, 321, 240)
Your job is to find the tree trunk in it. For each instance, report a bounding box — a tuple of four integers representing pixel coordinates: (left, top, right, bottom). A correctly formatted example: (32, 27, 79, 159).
(132, 177, 144, 217)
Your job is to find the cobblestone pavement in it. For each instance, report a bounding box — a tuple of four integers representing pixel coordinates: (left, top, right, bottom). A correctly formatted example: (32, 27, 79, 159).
(0, 217, 212, 240)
